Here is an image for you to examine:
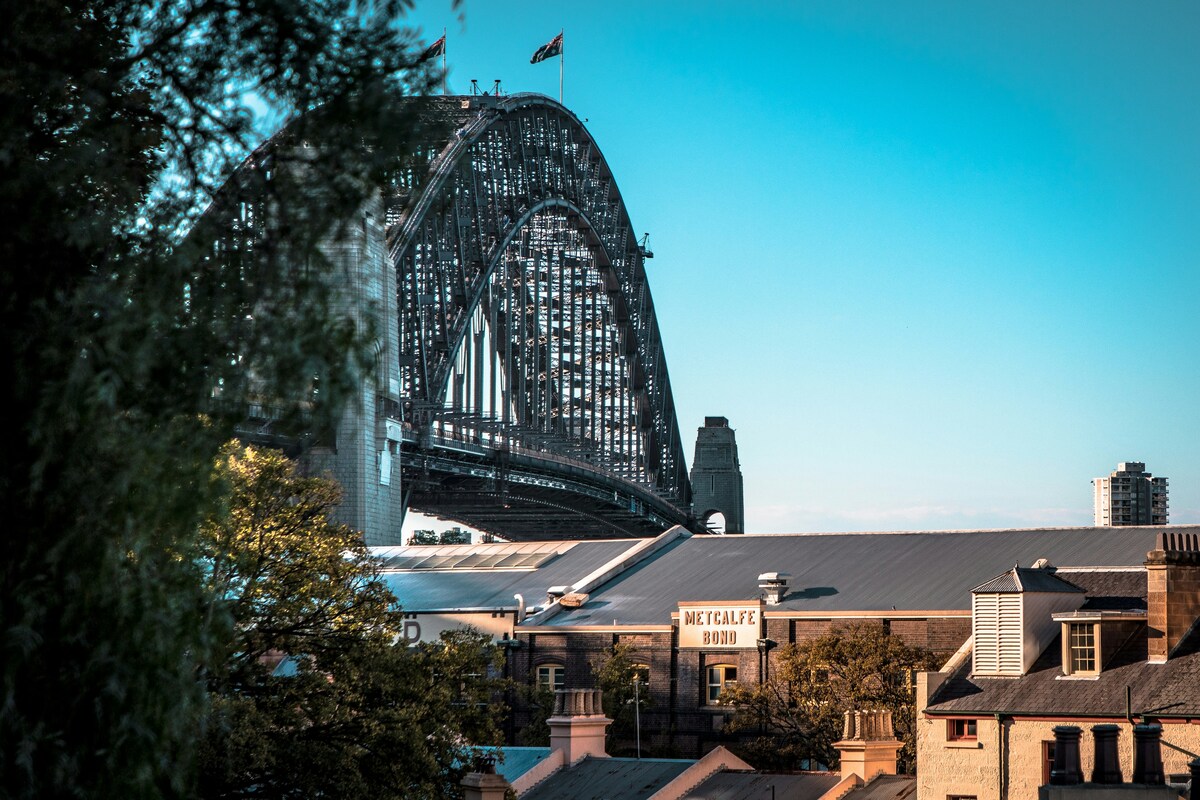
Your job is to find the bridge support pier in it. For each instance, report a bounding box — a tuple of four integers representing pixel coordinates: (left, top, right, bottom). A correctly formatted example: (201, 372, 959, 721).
(689, 416, 745, 534)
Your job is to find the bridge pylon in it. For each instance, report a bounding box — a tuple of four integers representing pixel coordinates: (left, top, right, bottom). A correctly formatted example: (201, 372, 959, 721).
(689, 416, 744, 534)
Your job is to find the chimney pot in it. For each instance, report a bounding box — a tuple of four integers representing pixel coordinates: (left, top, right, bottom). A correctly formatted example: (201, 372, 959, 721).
(548, 688, 613, 765)
(834, 709, 901, 782)
(1133, 723, 1165, 785)
(1091, 724, 1123, 784)
(1050, 726, 1083, 785)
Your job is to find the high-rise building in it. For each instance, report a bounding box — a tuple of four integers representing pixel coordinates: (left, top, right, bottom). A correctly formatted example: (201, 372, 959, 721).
(1092, 461, 1168, 526)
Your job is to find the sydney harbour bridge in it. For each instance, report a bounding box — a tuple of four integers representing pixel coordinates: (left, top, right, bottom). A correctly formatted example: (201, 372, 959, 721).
(229, 93, 742, 544)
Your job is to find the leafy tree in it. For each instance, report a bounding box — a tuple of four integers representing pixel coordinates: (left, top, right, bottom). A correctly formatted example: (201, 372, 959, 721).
(513, 683, 555, 747)
(198, 442, 504, 799)
(591, 644, 653, 755)
(408, 527, 473, 545)
(723, 623, 937, 773)
(1, 2, 446, 796)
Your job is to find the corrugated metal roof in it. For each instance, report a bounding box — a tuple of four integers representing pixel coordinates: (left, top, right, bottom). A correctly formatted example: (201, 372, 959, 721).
(375, 541, 572, 571)
(843, 775, 917, 799)
(971, 567, 1085, 594)
(682, 770, 840, 800)
(519, 756, 692, 800)
(535, 526, 1194, 626)
(376, 539, 641, 611)
(492, 747, 553, 785)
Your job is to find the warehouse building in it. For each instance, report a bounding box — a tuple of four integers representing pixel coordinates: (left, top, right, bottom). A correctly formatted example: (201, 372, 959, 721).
(377, 524, 1199, 758)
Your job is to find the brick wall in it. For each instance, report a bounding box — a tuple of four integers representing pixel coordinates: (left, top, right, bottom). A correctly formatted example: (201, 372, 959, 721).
(510, 615, 971, 758)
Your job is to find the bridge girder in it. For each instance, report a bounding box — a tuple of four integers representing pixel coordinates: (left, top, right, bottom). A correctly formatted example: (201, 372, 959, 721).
(386, 94, 693, 539)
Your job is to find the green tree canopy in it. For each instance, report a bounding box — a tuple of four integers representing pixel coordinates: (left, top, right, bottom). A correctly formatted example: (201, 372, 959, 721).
(723, 623, 937, 773)
(591, 644, 653, 755)
(1, 2, 446, 796)
(199, 442, 504, 800)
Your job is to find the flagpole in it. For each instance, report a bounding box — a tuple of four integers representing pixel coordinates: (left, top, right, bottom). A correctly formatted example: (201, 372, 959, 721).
(559, 29, 564, 104)
(441, 27, 447, 95)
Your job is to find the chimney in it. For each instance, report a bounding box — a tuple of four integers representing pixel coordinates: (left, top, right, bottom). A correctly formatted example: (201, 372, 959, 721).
(1133, 723, 1165, 785)
(1144, 532, 1200, 663)
(758, 572, 790, 605)
(1091, 724, 1123, 784)
(1049, 726, 1083, 785)
(834, 710, 902, 782)
(547, 689, 612, 765)
(460, 755, 510, 800)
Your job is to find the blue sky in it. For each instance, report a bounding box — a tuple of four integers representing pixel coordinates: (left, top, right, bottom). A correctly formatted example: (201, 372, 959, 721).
(399, 1, 1200, 533)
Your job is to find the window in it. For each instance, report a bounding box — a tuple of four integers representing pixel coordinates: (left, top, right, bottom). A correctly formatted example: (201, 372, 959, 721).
(1068, 623, 1097, 674)
(947, 796, 977, 800)
(947, 719, 977, 741)
(706, 664, 737, 704)
(537, 663, 564, 691)
(1042, 741, 1056, 785)
(632, 664, 650, 688)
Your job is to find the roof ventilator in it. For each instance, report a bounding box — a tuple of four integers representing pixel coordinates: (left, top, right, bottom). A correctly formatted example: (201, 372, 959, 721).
(758, 572, 790, 605)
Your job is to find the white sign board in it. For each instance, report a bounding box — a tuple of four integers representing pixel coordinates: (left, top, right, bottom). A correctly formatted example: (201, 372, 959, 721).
(402, 611, 514, 645)
(678, 602, 762, 649)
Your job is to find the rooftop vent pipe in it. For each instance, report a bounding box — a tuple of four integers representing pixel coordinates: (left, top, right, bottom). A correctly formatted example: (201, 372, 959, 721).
(758, 572, 790, 605)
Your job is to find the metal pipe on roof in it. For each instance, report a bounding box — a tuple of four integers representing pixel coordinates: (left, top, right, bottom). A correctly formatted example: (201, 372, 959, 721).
(996, 713, 1007, 800)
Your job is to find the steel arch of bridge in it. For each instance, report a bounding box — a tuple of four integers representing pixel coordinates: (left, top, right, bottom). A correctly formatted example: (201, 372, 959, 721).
(386, 94, 692, 539)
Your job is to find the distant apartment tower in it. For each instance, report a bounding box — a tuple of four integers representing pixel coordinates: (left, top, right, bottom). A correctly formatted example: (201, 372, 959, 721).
(1092, 461, 1169, 526)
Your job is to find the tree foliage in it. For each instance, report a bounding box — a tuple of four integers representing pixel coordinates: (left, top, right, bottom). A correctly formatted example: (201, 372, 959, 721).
(723, 623, 937, 773)
(408, 527, 473, 545)
(1, 2, 445, 796)
(198, 442, 505, 800)
(591, 644, 652, 754)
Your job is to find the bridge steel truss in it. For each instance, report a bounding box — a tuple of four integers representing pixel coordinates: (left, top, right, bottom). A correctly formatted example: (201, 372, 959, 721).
(382, 94, 694, 541)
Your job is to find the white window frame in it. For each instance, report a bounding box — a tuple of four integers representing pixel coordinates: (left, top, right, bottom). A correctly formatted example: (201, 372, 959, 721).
(706, 663, 737, 705)
(536, 663, 565, 691)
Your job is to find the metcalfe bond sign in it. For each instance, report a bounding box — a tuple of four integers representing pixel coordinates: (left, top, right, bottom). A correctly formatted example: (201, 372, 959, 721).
(678, 601, 763, 649)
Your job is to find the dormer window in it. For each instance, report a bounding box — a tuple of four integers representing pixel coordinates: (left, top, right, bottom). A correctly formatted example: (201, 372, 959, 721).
(970, 565, 1086, 677)
(1067, 623, 1097, 675)
(1052, 610, 1147, 678)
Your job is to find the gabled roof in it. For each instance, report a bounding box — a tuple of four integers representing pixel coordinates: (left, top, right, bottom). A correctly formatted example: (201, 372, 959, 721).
(927, 627, 1200, 718)
(529, 526, 1192, 626)
(518, 756, 693, 800)
(926, 570, 1200, 719)
(681, 770, 841, 800)
(971, 566, 1085, 594)
(374, 538, 642, 611)
(842, 775, 917, 799)
(491, 747, 555, 785)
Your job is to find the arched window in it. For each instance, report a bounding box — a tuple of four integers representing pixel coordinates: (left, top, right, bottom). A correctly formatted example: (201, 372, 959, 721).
(536, 663, 565, 691)
(706, 663, 737, 704)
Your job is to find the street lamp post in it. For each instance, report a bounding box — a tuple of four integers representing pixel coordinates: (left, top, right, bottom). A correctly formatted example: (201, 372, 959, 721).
(633, 674, 642, 759)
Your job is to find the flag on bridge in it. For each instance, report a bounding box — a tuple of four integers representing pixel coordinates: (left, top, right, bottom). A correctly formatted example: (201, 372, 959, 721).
(417, 33, 446, 64)
(530, 32, 563, 64)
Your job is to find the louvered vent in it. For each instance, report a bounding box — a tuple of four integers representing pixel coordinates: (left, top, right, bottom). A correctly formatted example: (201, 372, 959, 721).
(972, 592, 1024, 675)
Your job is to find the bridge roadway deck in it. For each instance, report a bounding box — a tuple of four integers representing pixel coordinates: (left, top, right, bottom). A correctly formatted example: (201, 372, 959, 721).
(400, 432, 693, 541)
